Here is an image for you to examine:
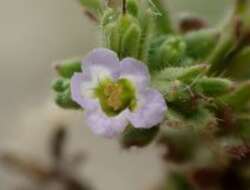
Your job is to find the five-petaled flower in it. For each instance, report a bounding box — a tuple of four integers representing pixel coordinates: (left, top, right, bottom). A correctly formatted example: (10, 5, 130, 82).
(71, 48, 167, 137)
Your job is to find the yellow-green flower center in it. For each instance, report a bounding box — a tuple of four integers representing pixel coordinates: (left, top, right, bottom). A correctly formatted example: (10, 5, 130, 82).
(95, 78, 136, 116)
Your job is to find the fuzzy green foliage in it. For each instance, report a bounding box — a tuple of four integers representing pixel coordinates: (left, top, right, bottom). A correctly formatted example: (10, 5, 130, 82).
(51, 1, 250, 189)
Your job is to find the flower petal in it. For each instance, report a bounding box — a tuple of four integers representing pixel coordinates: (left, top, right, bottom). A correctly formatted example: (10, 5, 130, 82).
(127, 89, 167, 128)
(85, 107, 129, 138)
(119, 58, 150, 89)
(83, 48, 120, 81)
(71, 73, 98, 111)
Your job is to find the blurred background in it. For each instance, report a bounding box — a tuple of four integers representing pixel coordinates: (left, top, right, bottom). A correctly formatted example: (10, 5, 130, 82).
(0, 0, 233, 189)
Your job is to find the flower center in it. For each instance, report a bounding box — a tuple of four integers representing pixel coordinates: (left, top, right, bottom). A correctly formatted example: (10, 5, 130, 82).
(104, 82, 123, 111)
(95, 78, 136, 116)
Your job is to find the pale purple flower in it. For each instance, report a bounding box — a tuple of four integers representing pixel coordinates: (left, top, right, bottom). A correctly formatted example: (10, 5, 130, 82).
(71, 48, 167, 138)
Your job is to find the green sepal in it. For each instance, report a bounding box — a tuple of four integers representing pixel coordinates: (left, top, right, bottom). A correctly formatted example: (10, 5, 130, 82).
(127, 0, 139, 17)
(55, 58, 81, 78)
(184, 29, 219, 60)
(218, 81, 250, 111)
(120, 125, 159, 148)
(194, 77, 234, 97)
(120, 23, 141, 58)
(55, 89, 81, 110)
(51, 78, 70, 92)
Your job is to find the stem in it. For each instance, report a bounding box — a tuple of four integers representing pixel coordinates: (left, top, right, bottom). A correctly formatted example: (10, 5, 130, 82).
(122, 0, 127, 14)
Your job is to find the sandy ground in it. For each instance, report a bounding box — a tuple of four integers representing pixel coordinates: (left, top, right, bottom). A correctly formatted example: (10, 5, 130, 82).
(0, 0, 231, 189)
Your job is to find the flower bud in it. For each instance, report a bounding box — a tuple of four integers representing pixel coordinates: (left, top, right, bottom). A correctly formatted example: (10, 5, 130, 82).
(103, 14, 141, 58)
(159, 36, 187, 66)
(153, 65, 208, 84)
(148, 35, 188, 71)
(52, 78, 70, 92)
(194, 77, 234, 97)
(177, 64, 208, 84)
(55, 89, 81, 109)
(104, 22, 120, 52)
(120, 23, 141, 58)
(184, 29, 219, 60)
(54, 58, 81, 78)
(138, 10, 154, 62)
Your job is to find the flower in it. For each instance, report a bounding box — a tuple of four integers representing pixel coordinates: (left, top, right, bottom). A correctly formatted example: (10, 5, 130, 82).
(71, 48, 167, 137)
